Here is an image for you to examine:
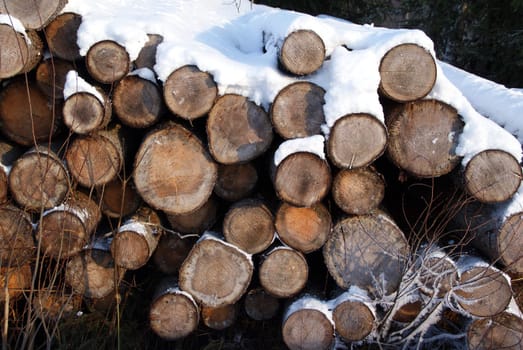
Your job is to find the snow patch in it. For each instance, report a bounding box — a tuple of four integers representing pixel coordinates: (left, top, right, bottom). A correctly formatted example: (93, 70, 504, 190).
(63, 70, 105, 103)
(129, 67, 157, 84)
(0, 15, 30, 44)
(273, 135, 325, 166)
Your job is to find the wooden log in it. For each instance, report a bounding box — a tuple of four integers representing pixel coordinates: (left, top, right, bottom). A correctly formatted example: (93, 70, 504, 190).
(207, 94, 273, 164)
(331, 287, 376, 342)
(274, 152, 331, 207)
(113, 74, 163, 128)
(35, 58, 74, 100)
(327, 113, 388, 169)
(97, 177, 141, 218)
(44, 12, 82, 61)
(179, 234, 253, 307)
(0, 141, 24, 204)
(332, 167, 385, 215)
(417, 249, 458, 298)
(386, 99, 464, 178)
(134, 34, 163, 70)
(275, 202, 331, 254)
(222, 198, 275, 254)
(270, 81, 325, 139)
(392, 299, 423, 323)
(0, 264, 32, 302)
(63, 90, 112, 135)
(111, 206, 162, 270)
(0, 0, 66, 30)
(163, 65, 217, 120)
(65, 126, 124, 187)
(86, 40, 130, 84)
(32, 291, 82, 321)
(8, 145, 69, 211)
(244, 288, 280, 321)
(323, 213, 409, 296)
(201, 304, 237, 330)
(279, 29, 325, 76)
(0, 24, 43, 78)
(259, 247, 308, 298)
(133, 122, 217, 215)
(467, 312, 523, 350)
(214, 162, 258, 202)
(379, 43, 437, 102)
(38, 191, 102, 259)
(166, 196, 217, 234)
(463, 150, 522, 203)
(0, 79, 60, 146)
(152, 232, 197, 275)
(0, 204, 34, 266)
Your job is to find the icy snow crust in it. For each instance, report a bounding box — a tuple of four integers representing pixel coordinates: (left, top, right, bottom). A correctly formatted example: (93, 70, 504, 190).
(64, 70, 105, 103)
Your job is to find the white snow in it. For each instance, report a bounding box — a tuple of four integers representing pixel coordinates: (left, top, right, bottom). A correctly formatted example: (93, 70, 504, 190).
(63, 70, 105, 103)
(129, 67, 157, 84)
(118, 221, 149, 237)
(164, 286, 198, 308)
(328, 285, 376, 319)
(273, 135, 325, 166)
(0, 14, 30, 44)
(199, 231, 253, 260)
(284, 294, 333, 324)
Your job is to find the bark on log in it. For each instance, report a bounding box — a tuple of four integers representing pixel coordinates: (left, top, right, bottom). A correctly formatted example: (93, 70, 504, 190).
(0, 264, 32, 302)
(275, 202, 331, 254)
(0, 141, 24, 204)
(32, 291, 82, 321)
(179, 235, 253, 307)
(467, 312, 523, 350)
(379, 43, 437, 102)
(223, 198, 275, 254)
(0, 204, 34, 267)
(270, 81, 325, 139)
(463, 150, 522, 203)
(259, 247, 308, 298)
(323, 213, 409, 296)
(36, 58, 74, 100)
(0, 24, 43, 78)
(133, 122, 217, 215)
(331, 289, 376, 342)
(163, 65, 217, 120)
(274, 152, 331, 207)
(332, 167, 385, 215)
(152, 232, 197, 275)
(214, 162, 258, 202)
(166, 196, 217, 234)
(201, 304, 237, 330)
(279, 30, 325, 76)
(134, 34, 163, 70)
(86, 40, 130, 84)
(327, 113, 388, 169)
(44, 12, 82, 61)
(63, 90, 112, 134)
(97, 177, 141, 218)
(0, 79, 60, 146)
(0, 0, 66, 30)
(244, 288, 280, 321)
(207, 94, 273, 164)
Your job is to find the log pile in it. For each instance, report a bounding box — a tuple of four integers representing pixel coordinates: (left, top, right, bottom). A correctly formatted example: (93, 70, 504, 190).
(0, 2, 522, 349)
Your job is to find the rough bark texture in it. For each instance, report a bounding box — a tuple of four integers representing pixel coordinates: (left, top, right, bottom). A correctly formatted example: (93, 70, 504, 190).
(97, 177, 141, 218)
(63, 90, 112, 134)
(0, 141, 24, 204)
(0, 204, 34, 267)
(282, 308, 334, 350)
(467, 312, 523, 350)
(134, 34, 163, 70)
(36, 58, 74, 100)
(152, 232, 197, 275)
(0, 264, 32, 302)
(214, 162, 258, 202)
(279, 30, 325, 76)
(44, 12, 82, 61)
(201, 304, 237, 330)
(259, 247, 308, 298)
(165, 196, 217, 234)
(333, 300, 375, 342)
(86, 40, 130, 84)
(244, 288, 280, 321)
(0, 0, 67, 29)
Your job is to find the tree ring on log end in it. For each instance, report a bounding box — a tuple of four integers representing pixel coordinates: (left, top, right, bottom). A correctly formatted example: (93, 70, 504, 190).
(86, 40, 130, 84)
(279, 29, 326, 76)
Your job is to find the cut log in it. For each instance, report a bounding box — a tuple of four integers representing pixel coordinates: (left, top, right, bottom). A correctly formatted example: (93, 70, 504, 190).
(179, 235, 253, 307)
(214, 162, 258, 202)
(244, 288, 280, 321)
(332, 167, 385, 215)
(163, 65, 217, 120)
(134, 34, 163, 70)
(222, 198, 275, 254)
(279, 29, 325, 76)
(152, 232, 197, 275)
(207, 94, 273, 164)
(386, 99, 464, 178)
(133, 122, 217, 215)
(86, 40, 130, 84)
(275, 202, 331, 254)
(379, 43, 437, 102)
(113, 74, 163, 128)
(463, 149, 522, 203)
(111, 206, 162, 270)
(36, 58, 74, 100)
(417, 249, 458, 298)
(467, 312, 523, 350)
(97, 177, 141, 218)
(63, 90, 112, 134)
(0, 141, 24, 204)
(0, 79, 60, 146)
(0, 24, 43, 78)
(65, 126, 124, 187)
(274, 152, 331, 207)
(0, 264, 32, 302)
(32, 291, 82, 321)
(38, 191, 102, 259)
(331, 288, 376, 342)
(327, 113, 388, 169)
(44, 12, 82, 61)
(9, 145, 69, 211)
(0, 204, 34, 266)
(270, 81, 325, 139)
(166, 196, 217, 234)
(259, 247, 308, 298)
(201, 304, 237, 330)
(0, 0, 66, 30)
(323, 213, 409, 296)
(392, 299, 423, 323)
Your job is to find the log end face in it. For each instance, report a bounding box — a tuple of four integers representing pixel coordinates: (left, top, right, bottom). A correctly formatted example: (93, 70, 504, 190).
(333, 301, 375, 342)
(259, 248, 308, 298)
(467, 312, 523, 350)
(282, 309, 334, 350)
(279, 30, 326, 76)
(498, 213, 523, 274)
(111, 231, 151, 270)
(86, 40, 130, 84)
(149, 292, 199, 340)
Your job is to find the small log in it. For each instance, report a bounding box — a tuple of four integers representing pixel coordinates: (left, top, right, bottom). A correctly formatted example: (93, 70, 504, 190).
(279, 29, 325, 76)
(38, 191, 102, 259)
(214, 162, 258, 202)
(259, 247, 308, 298)
(163, 65, 217, 120)
(0, 141, 24, 204)
(207, 94, 273, 164)
(8, 145, 69, 211)
(275, 202, 331, 254)
(179, 234, 253, 307)
(63, 90, 112, 134)
(323, 213, 409, 296)
(113, 74, 163, 128)
(327, 113, 388, 169)
(463, 150, 522, 203)
(271, 81, 325, 139)
(0, 24, 43, 78)
(332, 167, 385, 215)
(44, 12, 82, 61)
(0, 204, 34, 266)
(134, 34, 163, 70)
(152, 232, 197, 275)
(274, 152, 331, 207)
(379, 43, 437, 102)
(386, 99, 464, 178)
(86, 40, 130, 84)
(0, 79, 60, 146)
(331, 288, 376, 342)
(201, 304, 237, 330)
(32, 291, 82, 321)
(65, 126, 124, 187)
(35, 58, 74, 100)
(467, 312, 523, 350)
(97, 177, 141, 218)
(244, 288, 280, 321)
(111, 206, 162, 270)
(0, 0, 66, 30)
(223, 198, 275, 254)
(133, 122, 217, 215)
(0, 264, 32, 302)
(417, 249, 458, 298)
(166, 196, 217, 234)
(392, 299, 423, 323)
